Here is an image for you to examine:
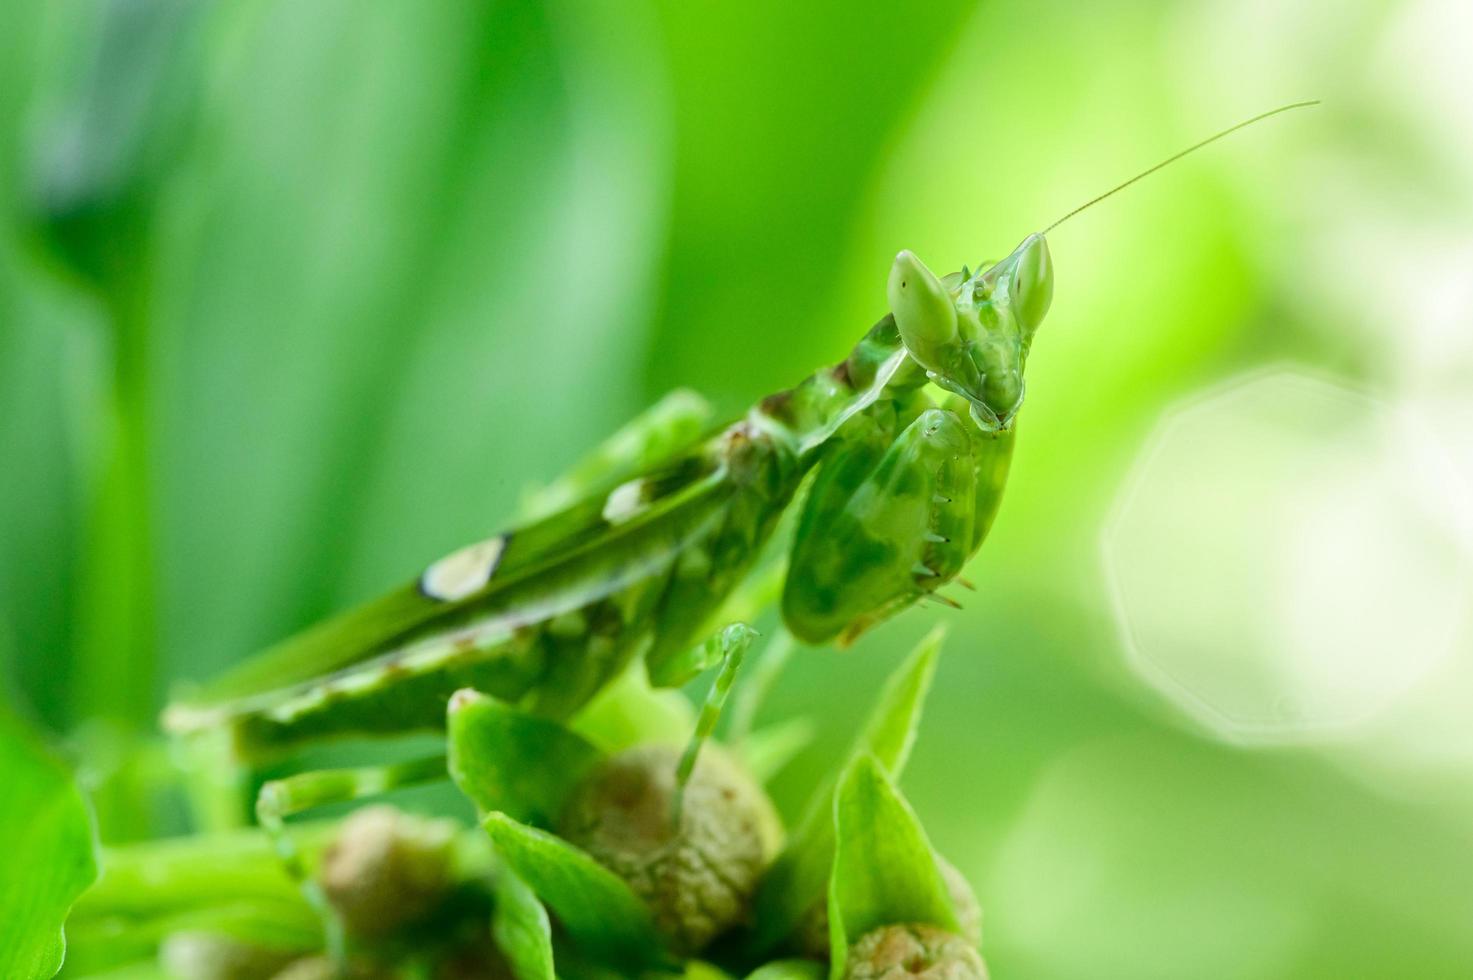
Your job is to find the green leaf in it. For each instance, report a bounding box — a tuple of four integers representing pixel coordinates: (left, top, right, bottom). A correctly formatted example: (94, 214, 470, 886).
(750, 626, 943, 951)
(447, 689, 601, 823)
(493, 865, 555, 980)
(745, 960, 825, 980)
(483, 812, 670, 970)
(827, 754, 957, 978)
(0, 707, 99, 979)
(854, 625, 946, 774)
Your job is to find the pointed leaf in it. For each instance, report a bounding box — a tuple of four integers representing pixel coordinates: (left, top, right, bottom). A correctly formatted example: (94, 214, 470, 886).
(750, 626, 943, 950)
(0, 708, 99, 979)
(484, 813, 670, 970)
(828, 755, 957, 977)
(493, 865, 555, 980)
(855, 625, 946, 774)
(448, 690, 600, 823)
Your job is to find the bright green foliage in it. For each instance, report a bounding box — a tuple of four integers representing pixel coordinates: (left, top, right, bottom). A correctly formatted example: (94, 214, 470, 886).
(826, 755, 959, 977)
(484, 812, 671, 971)
(447, 689, 601, 823)
(492, 866, 556, 980)
(0, 709, 98, 980)
(64, 827, 323, 974)
(752, 628, 943, 952)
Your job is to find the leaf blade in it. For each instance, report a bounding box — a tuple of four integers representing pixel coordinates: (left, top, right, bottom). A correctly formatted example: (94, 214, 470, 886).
(447, 689, 601, 823)
(827, 753, 957, 976)
(483, 812, 670, 970)
(750, 626, 943, 951)
(492, 865, 555, 980)
(0, 708, 99, 979)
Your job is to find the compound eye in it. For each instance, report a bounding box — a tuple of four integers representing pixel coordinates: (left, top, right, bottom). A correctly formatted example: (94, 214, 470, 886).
(888, 250, 958, 370)
(1011, 234, 1054, 334)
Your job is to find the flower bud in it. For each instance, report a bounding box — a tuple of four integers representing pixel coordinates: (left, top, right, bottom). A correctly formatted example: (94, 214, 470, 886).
(845, 923, 988, 980)
(317, 805, 458, 939)
(557, 743, 781, 954)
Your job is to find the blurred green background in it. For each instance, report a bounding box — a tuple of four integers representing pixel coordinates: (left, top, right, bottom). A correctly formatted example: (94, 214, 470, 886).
(3, 1, 1472, 977)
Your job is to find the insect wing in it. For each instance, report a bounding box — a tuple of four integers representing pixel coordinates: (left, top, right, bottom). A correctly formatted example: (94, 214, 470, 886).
(163, 451, 722, 731)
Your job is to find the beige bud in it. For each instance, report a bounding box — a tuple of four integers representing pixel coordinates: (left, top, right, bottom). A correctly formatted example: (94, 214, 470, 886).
(845, 923, 988, 980)
(317, 805, 458, 939)
(557, 743, 781, 954)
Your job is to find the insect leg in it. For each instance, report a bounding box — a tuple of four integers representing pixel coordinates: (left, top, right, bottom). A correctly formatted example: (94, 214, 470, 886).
(782, 407, 977, 645)
(671, 622, 757, 821)
(255, 755, 447, 960)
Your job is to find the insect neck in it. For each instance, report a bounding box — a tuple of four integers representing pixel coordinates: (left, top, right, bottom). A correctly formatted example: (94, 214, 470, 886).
(747, 314, 928, 462)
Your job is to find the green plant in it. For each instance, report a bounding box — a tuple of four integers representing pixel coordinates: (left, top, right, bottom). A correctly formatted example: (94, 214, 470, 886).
(36, 622, 990, 979)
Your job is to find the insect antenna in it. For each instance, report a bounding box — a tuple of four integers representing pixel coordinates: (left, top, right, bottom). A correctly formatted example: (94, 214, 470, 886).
(1042, 100, 1320, 235)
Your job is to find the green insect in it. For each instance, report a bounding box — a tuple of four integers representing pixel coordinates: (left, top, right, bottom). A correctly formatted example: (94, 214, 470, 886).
(165, 238, 1039, 752)
(162, 102, 1315, 831)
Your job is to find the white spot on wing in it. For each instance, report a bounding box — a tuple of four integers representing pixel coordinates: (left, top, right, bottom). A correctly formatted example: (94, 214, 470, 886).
(420, 535, 506, 602)
(602, 478, 646, 524)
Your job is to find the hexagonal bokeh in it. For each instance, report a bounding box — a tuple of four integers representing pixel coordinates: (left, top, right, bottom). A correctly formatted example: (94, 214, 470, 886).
(1102, 367, 1470, 744)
